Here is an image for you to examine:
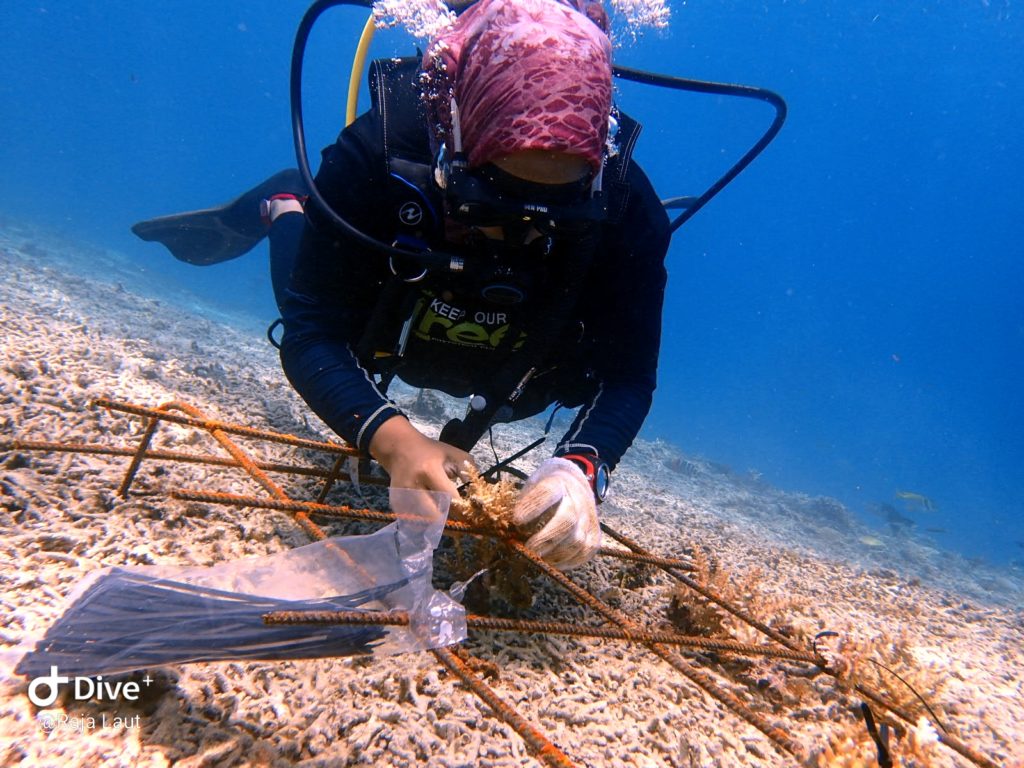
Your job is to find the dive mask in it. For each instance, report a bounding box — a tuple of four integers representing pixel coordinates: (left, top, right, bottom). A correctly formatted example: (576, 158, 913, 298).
(435, 145, 607, 238)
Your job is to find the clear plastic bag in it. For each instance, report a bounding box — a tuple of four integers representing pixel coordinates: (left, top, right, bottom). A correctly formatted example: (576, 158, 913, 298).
(14, 488, 466, 678)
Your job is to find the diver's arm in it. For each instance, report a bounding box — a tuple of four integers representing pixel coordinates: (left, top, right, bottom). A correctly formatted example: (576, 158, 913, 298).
(281, 306, 474, 491)
(278, 115, 403, 455)
(279, 116, 477, 495)
(556, 161, 670, 470)
(278, 310, 402, 455)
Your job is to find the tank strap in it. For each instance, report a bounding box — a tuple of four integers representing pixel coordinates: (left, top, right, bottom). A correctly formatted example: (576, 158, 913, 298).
(605, 111, 641, 224)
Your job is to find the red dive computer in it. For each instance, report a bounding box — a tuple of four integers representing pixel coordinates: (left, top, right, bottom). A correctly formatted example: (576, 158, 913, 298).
(561, 453, 610, 504)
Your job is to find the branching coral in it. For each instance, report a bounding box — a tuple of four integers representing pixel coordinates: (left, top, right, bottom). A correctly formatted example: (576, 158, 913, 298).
(663, 544, 731, 636)
(450, 465, 518, 533)
(447, 468, 534, 610)
(660, 550, 823, 709)
(808, 729, 883, 768)
(662, 546, 798, 644)
(807, 713, 944, 767)
(805, 629, 952, 767)
(657, 544, 953, 757)
(813, 629, 949, 724)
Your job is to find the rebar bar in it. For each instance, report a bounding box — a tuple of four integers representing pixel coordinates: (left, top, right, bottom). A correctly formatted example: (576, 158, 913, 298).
(174, 491, 705, 572)
(0, 439, 385, 486)
(264, 609, 818, 662)
(596, 545, 695, 571)
(317, 455, 348, 503)
(94, 397, 359, 456)
(432, 646, 577, 768)
(170, 489, 488, 534)
(118, 412, 161, 497)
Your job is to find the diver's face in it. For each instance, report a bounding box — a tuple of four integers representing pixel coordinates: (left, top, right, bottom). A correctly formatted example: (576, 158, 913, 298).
(489, 150, 592, 185)
(469, 150, 592, 243)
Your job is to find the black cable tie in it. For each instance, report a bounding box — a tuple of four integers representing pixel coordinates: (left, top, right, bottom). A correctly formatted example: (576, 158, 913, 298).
(859, 702, 894, 768)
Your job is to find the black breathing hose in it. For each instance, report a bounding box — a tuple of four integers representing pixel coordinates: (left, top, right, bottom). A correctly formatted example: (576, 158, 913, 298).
(612, 65, 787, 233)
(290, 0, 460, 273)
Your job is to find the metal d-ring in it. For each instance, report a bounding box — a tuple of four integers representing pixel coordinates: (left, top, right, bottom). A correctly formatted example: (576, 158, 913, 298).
(388, 253, 428, 283)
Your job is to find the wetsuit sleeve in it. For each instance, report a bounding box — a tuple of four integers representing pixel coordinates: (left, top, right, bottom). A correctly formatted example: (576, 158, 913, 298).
(278, 115, 403, 453)
(555, 161, 670, 470)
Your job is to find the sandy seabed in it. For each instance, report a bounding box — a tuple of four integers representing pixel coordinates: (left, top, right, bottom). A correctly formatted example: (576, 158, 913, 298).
(0, 220, 1022, 768)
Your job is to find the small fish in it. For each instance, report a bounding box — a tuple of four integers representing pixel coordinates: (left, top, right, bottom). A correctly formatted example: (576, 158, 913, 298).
(881, 504, 915, 529)
(859, 535, 886, 548)
(895, 490, 936, 512)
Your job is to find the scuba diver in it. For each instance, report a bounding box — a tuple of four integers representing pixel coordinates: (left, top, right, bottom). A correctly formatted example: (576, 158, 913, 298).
(133, 0, 671, 570)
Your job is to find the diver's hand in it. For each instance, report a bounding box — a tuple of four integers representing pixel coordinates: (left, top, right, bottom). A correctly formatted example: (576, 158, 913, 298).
(369, 416, 474, 499)
(513, 458, 600, 570)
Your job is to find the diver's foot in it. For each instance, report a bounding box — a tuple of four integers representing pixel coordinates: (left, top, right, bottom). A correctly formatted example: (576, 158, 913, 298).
(131, 169, 307, 266)
(260, 193, 307, 226)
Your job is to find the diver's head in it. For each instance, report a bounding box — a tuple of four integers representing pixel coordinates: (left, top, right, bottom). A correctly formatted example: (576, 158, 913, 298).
(421, 0, 612, 172)
(422, 0, 613, 235)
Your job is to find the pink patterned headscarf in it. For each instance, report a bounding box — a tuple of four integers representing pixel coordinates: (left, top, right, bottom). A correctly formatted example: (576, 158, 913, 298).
(421, 0, 613, 173)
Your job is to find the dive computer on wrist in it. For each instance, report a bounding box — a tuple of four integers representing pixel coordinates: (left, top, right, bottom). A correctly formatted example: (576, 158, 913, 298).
(561, 452, 610, 503)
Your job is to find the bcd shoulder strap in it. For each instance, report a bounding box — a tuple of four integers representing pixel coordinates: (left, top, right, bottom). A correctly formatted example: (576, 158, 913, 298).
(369, 57, 434, 169)
(605, 110, 641, 224)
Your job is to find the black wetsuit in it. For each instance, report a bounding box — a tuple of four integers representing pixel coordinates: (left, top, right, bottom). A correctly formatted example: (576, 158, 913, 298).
(277, 66, 670, 470)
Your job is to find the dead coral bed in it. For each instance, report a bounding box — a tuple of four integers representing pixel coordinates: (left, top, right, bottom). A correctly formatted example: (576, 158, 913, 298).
(1, 223, 1023, 767)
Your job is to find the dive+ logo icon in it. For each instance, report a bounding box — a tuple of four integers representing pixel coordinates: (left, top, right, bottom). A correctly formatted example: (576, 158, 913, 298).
(28, 665, 152, 707)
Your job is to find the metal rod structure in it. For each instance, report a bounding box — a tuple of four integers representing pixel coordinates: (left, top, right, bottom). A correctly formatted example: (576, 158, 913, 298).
(130, 400, 576, 768)
(169, 490, 703, 573)
(3, 398, 1003, 768)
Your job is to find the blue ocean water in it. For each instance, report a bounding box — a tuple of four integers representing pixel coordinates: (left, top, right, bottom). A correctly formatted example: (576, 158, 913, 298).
(2, 1, 1021, 564)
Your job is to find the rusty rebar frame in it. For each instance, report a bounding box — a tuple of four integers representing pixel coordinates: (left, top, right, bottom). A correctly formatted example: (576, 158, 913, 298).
(97, 399, 577, 766)
(2, 398, 1003, 768)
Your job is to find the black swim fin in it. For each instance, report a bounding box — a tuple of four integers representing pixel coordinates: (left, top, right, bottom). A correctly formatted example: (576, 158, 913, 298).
(131, 169, 307, 265)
